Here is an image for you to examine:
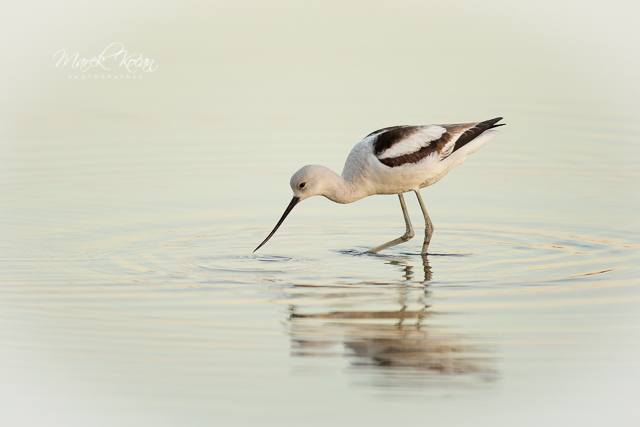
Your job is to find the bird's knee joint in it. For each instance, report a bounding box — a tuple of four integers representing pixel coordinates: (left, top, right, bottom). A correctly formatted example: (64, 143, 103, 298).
(403, 231, 415, 240)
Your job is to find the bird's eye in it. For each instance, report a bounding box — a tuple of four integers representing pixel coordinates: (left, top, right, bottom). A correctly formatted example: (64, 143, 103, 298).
(299, 182, 306, 189)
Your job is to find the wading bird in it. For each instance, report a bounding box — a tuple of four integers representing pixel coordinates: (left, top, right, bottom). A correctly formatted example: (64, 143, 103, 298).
(254, 117, 505, 254)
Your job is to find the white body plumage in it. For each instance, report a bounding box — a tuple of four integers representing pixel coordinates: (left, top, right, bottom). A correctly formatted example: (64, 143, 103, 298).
(341, 126, 499, 197)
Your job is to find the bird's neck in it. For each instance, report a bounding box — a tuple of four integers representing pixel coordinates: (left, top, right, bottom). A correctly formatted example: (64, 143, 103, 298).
(321, 168, 368, 204)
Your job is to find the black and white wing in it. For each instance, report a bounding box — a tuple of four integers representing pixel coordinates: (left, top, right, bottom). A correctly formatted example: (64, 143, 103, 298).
(368, 117, 504, 167)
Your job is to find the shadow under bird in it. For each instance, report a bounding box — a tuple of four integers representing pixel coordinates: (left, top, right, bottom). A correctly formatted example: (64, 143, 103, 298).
(254, 117, 505, 254)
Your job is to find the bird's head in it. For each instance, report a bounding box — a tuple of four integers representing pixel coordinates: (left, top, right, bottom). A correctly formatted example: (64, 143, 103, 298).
(254, 165, 332, 253)
(289, 165, 331, 201)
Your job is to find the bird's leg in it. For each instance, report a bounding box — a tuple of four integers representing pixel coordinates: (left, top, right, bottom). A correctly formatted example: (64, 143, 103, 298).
(421, 254, 432, 282)
(367, 194, 414, 254)
(413, 190, 434, 255)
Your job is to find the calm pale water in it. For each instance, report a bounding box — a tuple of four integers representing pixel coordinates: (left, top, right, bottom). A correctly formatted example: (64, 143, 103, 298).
(1, 1, 640, 426)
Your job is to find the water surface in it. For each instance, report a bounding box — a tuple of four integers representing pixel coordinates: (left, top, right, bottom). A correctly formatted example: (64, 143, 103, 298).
(1, 1, 639, 426)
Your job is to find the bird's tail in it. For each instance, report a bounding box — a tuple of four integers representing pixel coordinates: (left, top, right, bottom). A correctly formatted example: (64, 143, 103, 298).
(452, 117, 505, 153)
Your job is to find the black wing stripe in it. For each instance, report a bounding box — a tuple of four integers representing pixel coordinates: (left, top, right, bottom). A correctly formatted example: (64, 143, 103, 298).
(377, 132, 453, 167)
(370, 126, 418, 156)
(452, 117, 504, 153)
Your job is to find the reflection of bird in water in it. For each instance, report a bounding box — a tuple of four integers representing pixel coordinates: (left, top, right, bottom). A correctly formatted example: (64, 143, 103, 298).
(388, 254, 432, 284)
(287, 255, 496, 386)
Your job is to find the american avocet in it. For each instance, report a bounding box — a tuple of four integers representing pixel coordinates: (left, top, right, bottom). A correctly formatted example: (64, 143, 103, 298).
(254, 117, 505, 254)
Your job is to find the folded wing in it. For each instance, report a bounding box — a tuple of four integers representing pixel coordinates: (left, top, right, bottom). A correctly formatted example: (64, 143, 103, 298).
(369, 117, 504, 168)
